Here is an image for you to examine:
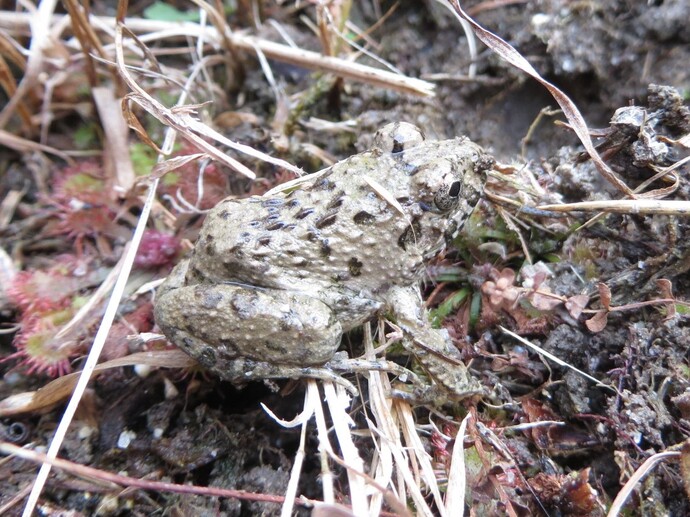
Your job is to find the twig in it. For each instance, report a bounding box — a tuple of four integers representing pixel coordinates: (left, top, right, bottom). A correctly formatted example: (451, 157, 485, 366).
(1, 442, 314, 508)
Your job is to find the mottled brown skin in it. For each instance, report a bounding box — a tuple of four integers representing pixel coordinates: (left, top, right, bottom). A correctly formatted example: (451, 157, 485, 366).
(155, 122, 493, 395)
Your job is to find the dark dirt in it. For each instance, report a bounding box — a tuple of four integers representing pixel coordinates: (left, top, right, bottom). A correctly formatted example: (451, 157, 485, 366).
(1, 1, 689, 515)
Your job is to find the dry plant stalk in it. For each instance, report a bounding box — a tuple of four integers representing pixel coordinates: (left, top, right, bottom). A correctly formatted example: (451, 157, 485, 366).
(0, 11, 436, 98)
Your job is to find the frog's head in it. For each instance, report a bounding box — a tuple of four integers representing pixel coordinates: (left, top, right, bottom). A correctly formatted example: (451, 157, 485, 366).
(373, 122, 492, 255)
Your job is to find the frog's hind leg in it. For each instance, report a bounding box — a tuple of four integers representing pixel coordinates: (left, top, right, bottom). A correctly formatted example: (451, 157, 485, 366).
(218, 357, 361, 395)
(154, 281, 349, 382)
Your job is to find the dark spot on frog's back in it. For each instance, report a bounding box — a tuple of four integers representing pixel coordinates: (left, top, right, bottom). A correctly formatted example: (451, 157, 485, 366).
(266, 221, 288, 231)
(197, 288, 224, 309)
(315, 213, 338, 229)
(219, 210, 231, 220)
(261, 198, 284, 208)
(295, 207, 315, 219)
(313, 178, 336, 191)
(196, 347, 217, 368)
(348, 257, 363, 277)
(398, 219, 421, 250)
(219, 339, 240, 356)
(353, 211, 375, 225)
(258, 236, 271, 246)
(320, 239, 331, 257)
(189, 265, 205, 282)
(205, 242, 216, 256)
(327, 194, 345, 210)
(227, 244, 245, 258)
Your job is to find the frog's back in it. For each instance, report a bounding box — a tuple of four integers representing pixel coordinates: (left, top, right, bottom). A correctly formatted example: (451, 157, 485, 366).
(186, 153, 421, 295)
(185, 126, 490, 300)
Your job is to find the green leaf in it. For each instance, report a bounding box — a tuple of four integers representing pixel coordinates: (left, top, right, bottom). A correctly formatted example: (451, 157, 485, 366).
(469, 291, 482, 329)
(143, 2, 200, 22)
(130, 143, 158, 176)
(430, 288, 470, 327)
(73, 123, 98, 150)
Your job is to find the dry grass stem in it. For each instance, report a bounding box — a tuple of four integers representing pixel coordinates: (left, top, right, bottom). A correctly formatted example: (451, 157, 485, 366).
(445, 412, 472, 516)
(0, 11, 436, 97)
(607, 451, 681, 517)
(0, 129, 72, 161)
(538, 199, 690, 215)
(500, 326, 618, 393)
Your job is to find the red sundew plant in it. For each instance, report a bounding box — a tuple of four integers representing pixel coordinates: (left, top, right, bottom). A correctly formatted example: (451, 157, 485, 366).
(4, 258, 99, 377)
(7, 260, 85, 313)
(3, 305, 82, 377)
(134, 230, 180, 269)
(43, 160, 130, 257)
(51, 159, 113, 205)
(44, 204, 128, 257)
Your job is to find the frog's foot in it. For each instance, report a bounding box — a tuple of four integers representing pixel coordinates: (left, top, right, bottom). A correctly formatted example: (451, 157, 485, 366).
(325, 352, 426, 388)
(231, 353, 433, 397)
(383, 286, 485, 400)
(223, 357, 360, 395)
(390, 382, 485, 406)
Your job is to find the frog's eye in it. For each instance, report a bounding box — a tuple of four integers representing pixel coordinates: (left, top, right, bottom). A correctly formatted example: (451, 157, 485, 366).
(434, 180, 462, 211)
(449, 181, 461, 197)
(374, 122, 425, 154)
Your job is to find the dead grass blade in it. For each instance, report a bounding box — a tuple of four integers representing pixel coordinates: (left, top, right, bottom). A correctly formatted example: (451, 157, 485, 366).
(0, 350, 196, 417)
(92, 86, 136, 192)
(447, 1, 642, 199)
(323, 383, 369, 515)
(61, 0, 120, 89)
(115, 25, 304, 178)
(0, 46, 32, 131)
(0, 11, 436, 97)
(150, 153, 207, 180)
(445, 413, 472, 515)
(538, 199, 690, 215)
(0, 129, 72, 162)
(115, 25, 258, 179)
(0, 0, 58, 129)
(398, 402, 448, 517)
(0, 442, 319, 509)
(607, 451, 681, 517)
(500, 326, 618, 393)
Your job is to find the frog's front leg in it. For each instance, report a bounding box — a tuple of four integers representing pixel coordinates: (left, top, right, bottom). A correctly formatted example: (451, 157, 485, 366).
(155, 260, 350, 388)
(384, 286, 484, 400)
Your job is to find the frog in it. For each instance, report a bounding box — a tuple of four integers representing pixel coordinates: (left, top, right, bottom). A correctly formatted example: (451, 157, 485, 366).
(154, 122, 493, 398)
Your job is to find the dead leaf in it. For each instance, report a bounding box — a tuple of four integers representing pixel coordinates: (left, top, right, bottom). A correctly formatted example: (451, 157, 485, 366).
(0, 349, 197, 416)
(597, 283, 611, 310)
(150, 153, 207, 180)
(565, 294, 589, 319)
(585, 311, 608, 333)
